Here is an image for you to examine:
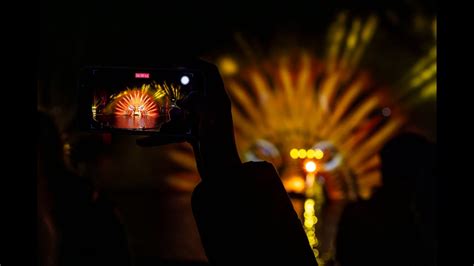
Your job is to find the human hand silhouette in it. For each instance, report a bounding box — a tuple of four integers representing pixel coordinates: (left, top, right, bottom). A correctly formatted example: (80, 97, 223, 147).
(137, 59, 241, 179)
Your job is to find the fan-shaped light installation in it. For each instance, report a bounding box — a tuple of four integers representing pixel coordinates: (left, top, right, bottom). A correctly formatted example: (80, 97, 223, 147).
(167, 14, 436, 200)
(114, 90, 158, 117)
(163, 12, 436, 265)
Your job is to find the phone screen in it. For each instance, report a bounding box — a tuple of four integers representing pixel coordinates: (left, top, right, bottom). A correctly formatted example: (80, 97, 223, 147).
(79, 67, 200, 134)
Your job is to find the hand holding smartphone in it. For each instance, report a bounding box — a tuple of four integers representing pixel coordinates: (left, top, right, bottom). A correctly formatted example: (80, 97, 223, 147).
(78, 60, 241, 179)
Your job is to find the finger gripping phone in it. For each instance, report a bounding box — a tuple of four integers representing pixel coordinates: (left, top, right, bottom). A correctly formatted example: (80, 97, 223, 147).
(77, 66, 203, 136)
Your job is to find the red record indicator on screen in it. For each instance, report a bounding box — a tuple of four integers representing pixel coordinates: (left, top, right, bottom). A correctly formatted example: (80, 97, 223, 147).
(135, 73, 150, 78)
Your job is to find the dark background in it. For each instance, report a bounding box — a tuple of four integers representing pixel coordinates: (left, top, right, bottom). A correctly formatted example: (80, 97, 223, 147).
(39, 0, 436, 136)
(38, 0, 436, 265)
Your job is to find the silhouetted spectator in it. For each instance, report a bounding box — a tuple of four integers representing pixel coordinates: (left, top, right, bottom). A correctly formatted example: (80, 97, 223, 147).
(335, 132, 436, 266)
(38, 110, 133, 266)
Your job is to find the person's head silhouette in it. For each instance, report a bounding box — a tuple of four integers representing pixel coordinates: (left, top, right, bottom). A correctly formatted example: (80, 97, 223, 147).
(379, 132, 434, 198)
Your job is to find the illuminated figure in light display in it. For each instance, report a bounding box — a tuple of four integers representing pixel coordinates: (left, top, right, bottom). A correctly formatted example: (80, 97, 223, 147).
(114, 89, 158, 117)
(92, 82, 185, 130)
(106, 88, 160, 129)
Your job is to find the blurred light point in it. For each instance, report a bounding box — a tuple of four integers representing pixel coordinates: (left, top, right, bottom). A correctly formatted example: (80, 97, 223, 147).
(285, 176, 305, 193)
(219, 57, 239, 76)
(290, 148, 299, 159)
(298, 149, 307, 159)
(180, 75, 190, 85)
(382, 107, 391, 117)
(304, 199, 315, 208)
(307, 149, 315, 158)
(314, 149, 324, 160)
(305, 160, 317, 173)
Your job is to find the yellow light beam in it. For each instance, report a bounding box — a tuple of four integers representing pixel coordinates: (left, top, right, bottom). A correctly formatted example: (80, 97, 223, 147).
(346, 15, 378, 76)
(231, 107, 261, 141)
(321, 73, 370, 136)
(420, 80, 437, 99)
(404, 80, 437, 107)
(408, 62, 436, 89)
(397, 46, 436, 92)
(226, 80, 266, 127)
(295, 52, 313, 124)
(340, 116, 382, 152)
(330, 95, 380, 144)
(326, 12, 348, 72)
(339, 18, 362, 72)
(353, 155, 381, 175)
(349, 117, 404, 167)
(318, 71, 342, 115)
(249, 70, 273, 105)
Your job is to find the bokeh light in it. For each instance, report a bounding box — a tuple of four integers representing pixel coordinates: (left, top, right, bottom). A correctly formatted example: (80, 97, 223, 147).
(305, 160, 317, 173)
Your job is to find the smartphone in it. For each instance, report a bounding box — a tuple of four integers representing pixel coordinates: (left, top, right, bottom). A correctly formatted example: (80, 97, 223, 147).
(77, 66, 202, 135)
